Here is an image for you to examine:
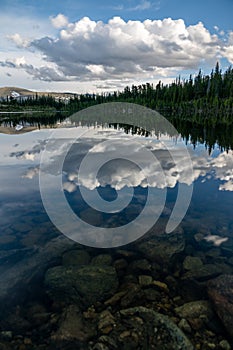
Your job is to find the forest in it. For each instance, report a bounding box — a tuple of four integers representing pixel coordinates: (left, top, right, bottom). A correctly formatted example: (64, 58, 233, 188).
(1, 63, 233, 124)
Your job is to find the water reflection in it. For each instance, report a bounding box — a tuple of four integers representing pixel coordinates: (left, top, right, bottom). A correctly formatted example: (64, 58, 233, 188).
(0, 111, 67, 133)
(1, 111, 233, 348)
(2, 111, 233, 152)
(1, 110, 233, 247)
(0, 120, 232, 238)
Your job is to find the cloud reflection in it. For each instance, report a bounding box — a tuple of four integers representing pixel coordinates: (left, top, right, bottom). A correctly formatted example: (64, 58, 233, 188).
(5, 126, 231, 194)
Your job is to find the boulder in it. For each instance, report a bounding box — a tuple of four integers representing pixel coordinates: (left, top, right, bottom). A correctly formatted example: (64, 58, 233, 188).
(45, 265, 118, 306)
(0, 236, 77, 310)
(134, 229, 185, 264)
(90, 254, 112, 266)
(117, 307, 194, 350)
(208, 274, 233, 340)
(175, 300, 214, 320)
(62, 249, 90, 267)
(175, 300, 214, 331)
(127, 259, 151, 273)
(183, 256, 203, 271)
(182, 264, 222, 281)
(51, 304, 95, 342)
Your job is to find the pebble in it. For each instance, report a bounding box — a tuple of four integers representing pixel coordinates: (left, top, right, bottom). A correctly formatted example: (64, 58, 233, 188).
(219, 340, 231, 350)
(24, 337, 32, 345)
(104, 291, 127, 306)
(113, 258, 128, 270)
(138, 275, 153, 286)
(178, 318, 192, 333)
(183, 256, 203, 270)
(153, 280, 169, 292)
(96, 335, 118, 349)
(11, 223, 32, 232)
(98, 310, 115, 334)
(0, 331, 13, 340)
(91, 254, 112, 266)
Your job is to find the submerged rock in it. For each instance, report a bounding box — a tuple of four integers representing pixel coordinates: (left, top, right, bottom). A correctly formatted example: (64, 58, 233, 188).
(51, 304, 95, 343)
(127, 259, 151, 273)
(182, 264, 222, 281)
(0, 235, 16, 245)
(219, 339, 231, 350)
(111, 306, 193, 350)
(175, 300, 215, 332)
(183, 256, 203, 271)
(208, 274, 233, 340)
(178, 319, 192, 334)
(120, 283, 144, 308)
(98, 310, 116, 334)
(138, 275, 153, 286)
(62, 249, 90, 267)
(134, 229, 185, 264)
(45, 265, 118, 306)
(175, 300, 214, 320)
(90, 254, 112, 266)
(0, 236, 77, 310)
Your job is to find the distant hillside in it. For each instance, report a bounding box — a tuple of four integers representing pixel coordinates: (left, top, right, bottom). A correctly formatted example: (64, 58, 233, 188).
(0, 87, 78, 98)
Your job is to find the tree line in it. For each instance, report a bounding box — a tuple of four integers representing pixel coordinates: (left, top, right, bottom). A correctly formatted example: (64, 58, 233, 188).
(1, 62, 233, 123)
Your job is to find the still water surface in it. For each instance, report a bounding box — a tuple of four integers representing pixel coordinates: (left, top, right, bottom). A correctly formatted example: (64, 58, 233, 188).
(1, 113, 233, 248)
(0, 109, 233, 348)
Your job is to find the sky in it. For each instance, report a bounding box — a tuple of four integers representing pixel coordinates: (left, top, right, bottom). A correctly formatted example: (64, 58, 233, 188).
(0, 0, 233, 93)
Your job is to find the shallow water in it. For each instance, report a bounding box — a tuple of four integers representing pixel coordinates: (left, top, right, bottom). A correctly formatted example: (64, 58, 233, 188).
(1, 108, 233, 349)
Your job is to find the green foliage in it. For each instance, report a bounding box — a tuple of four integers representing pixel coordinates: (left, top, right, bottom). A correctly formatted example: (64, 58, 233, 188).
(1, 62, 233, 122)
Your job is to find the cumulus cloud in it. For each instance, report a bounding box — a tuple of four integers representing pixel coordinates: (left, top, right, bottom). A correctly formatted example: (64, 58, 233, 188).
(211, 150, 233, 191)
(7, 16, 230, 83)
(53, 137, 233, 193)
(50, 14, 69, 28)
(7, 33, 30, 48)
(221, 31, 233, 64)
(10, 140, 46, 160)
(0, 57, 68, 82)
(22, 166, 39, 179)
(63, 181, 77, 193)
(10, 126, 233, 194)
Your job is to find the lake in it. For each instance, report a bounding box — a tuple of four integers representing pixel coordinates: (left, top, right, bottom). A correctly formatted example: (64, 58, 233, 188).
(0, 104, 233, 349)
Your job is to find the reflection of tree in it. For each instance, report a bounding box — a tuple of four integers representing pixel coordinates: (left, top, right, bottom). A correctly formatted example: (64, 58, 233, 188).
(172, 119, 233, 153)
(0, 112, 67, 129)
(2, 110, 233, 153)
(109, 123, 151, 137)
(112, 120, 233, 154)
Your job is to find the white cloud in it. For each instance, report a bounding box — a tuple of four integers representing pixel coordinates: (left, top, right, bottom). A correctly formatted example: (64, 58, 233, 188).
(3, 15, 233, 89)
(222, 45, 233, 64)
(113, 1, 160, 12)
(8, 16, 226, 83)
(22, 166, 39, 179)
(131, 1, 152, 11)
(210, 150, 233, 191)
(63, 181, 77, 193)
(58, 139, 233, 193)
(0, 57, 68, 82)
(221, 31, 233, 64)
(50, 14, 69, 29)
(7, 33, 30, 48)
(219, 181, 233, 191)
(10, 127, 233, 194)
(113, 5, 124, 10)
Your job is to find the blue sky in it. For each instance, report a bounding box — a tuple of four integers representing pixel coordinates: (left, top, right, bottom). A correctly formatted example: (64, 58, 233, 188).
(0, 0, 233, 93)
